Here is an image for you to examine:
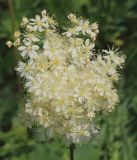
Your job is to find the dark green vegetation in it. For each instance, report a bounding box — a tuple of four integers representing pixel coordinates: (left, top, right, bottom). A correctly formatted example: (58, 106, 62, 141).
(0, 0, 137, 159)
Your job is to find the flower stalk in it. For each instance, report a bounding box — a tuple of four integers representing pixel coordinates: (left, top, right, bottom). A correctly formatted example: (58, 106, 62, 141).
(69, 143, 75, 160)
(8, 0, 16, 32)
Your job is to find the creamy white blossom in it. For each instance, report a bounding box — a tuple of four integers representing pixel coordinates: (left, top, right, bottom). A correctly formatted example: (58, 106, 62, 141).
(18, 42, 39, 58)
(23, 33, 40, 42)
(8, 10, 125, 144)
(30, 15, 48, 32)
(21, 17, 29, 27)
(6, 41, 13, 48)
(77, 20, 92, 35)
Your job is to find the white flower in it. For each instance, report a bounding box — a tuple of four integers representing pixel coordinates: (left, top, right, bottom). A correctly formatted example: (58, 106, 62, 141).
(25, 103, 32, 114)
(68, 13, 78, 24)
(14, 38, 21, 46)
(41, 10, 47, 17)
(91, 22, 98, 30)
(30, 15, 48, 32)
(103, 49, 125, 66)
(71, 125, 90, 143)
(26, 25, 34, 32)
(14, 30, 21, 38)
(6, 41, 13, 48)
(63, 27, 78, 37)
(77, 20, 92, 35)
(84, 39, 95, 53)
(24, 33, 40, 42)
(18, 42, 39, 58)
(16, 61, 25, 74)
(21, 17, 29, 27)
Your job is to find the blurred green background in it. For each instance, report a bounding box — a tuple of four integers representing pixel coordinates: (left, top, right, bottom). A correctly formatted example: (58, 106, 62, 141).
(0, 0, 137, 160)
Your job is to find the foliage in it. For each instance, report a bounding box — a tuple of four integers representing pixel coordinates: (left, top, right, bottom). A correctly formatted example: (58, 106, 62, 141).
(0, 0, 137, 159)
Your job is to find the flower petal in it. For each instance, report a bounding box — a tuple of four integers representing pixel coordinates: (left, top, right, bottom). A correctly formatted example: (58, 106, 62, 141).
(18, 46, 26, 51)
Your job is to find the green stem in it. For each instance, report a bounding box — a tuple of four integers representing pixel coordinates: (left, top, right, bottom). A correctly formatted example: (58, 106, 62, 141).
(69, 143, 75, 160)
(8, 0, 22, 94)
(8, 0, 16, 32)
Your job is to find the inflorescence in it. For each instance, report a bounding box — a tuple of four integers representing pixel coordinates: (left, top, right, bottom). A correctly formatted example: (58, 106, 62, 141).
(7, 10, 125, 144)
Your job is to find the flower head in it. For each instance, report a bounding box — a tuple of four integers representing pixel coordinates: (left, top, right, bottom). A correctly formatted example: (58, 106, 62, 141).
(8, 10, 125, 144)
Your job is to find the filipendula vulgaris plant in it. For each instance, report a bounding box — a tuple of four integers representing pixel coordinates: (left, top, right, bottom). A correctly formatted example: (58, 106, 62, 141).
(7, 10, 125, 160)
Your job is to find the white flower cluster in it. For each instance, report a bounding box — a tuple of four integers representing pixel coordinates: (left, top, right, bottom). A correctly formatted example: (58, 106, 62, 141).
(7, 10, 125, 144)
